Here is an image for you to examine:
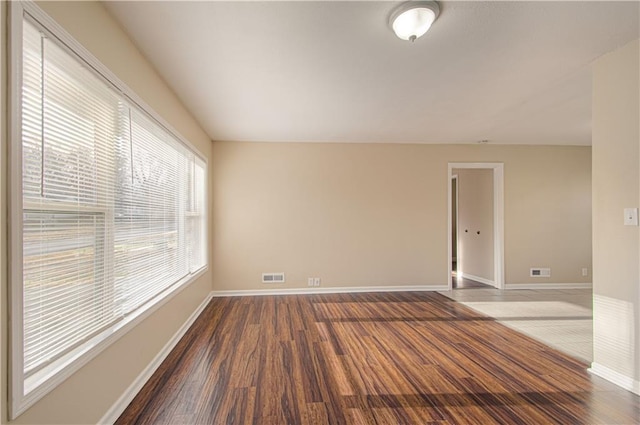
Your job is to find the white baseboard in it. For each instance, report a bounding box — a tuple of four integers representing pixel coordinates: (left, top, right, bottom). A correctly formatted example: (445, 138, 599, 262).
(211, 285, 449, 297)
(589, 362, 640, 396)
(98, 292, 214, 425)
(457, 272, 495, 287)
(505, 282, 592, 290)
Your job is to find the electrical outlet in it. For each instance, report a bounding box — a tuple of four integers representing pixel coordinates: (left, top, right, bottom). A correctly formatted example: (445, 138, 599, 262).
(308, 278, 314, 287)
(313, 277, 321, 287)
(624, 208, 639, 226)
(582, 268, 588, 277)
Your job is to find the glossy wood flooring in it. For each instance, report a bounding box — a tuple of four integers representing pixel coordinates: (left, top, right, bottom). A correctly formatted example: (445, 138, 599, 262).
(116, 292, 640, 424)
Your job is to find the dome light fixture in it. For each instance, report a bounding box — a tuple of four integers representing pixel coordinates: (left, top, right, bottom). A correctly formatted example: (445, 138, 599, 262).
(389, 1, 440, 42)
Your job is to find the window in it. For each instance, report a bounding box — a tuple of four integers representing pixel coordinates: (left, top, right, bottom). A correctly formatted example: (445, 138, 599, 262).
(11, 5, 207, 417)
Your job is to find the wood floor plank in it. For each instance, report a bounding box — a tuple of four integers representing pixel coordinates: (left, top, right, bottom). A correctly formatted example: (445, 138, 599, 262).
(116, 292, 640, 424)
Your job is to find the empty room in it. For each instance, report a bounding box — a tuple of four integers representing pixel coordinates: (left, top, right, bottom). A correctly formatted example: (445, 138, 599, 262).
(1, 1, 639, 424)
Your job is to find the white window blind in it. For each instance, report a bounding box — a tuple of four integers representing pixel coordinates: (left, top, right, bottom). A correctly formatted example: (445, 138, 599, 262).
(20, 18, 207, 380)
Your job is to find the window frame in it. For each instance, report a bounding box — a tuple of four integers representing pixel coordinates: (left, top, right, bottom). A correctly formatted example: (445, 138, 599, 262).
(9, 2, 208, 418)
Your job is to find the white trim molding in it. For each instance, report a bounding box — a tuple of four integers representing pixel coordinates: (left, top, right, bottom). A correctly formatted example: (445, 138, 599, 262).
(98, 292, 214, 425)
(211, 285, 449, 297)
(505, 283, 592, 290)
(589, 362, 640, 396)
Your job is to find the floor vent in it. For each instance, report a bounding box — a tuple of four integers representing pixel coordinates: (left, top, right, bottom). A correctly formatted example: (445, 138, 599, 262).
(262, 273, 285, 283)
(530, 268, 551, 277)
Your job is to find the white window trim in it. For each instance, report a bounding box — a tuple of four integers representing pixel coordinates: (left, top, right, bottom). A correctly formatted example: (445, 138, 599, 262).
(9, 1, 208, 419)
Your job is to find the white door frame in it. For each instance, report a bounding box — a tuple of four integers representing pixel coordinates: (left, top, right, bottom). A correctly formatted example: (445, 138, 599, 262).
(447, 163, 505, 290)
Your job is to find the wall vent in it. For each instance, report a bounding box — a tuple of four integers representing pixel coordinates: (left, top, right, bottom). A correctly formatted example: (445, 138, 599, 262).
(262, 273, 285, 283)
(530, 268, 551, 278)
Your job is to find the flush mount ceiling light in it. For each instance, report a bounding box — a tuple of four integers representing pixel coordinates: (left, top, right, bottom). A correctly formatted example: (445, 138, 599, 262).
(389, 1, 440, 42)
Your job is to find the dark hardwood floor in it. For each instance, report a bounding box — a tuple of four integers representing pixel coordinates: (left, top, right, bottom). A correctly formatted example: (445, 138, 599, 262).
(116, 292, 640, 424)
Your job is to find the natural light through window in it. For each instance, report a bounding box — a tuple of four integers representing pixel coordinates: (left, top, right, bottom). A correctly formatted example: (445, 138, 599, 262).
(12, 11, 207, 416)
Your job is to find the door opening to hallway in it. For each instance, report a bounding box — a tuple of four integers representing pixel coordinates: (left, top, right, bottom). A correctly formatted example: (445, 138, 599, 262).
(448, 163, 504, 290)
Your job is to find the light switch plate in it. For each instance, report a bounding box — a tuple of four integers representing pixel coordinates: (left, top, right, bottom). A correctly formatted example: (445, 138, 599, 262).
(624, 208, 638, 226)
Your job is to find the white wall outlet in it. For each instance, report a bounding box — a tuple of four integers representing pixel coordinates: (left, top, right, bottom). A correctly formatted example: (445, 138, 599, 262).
(581, 268, 588, 277)
(313, 277, 321, 287)
(623, 207, 638, 226)
(308, 278, 314, 287)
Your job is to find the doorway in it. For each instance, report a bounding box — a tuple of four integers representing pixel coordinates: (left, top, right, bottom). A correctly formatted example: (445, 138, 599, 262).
(447, 163, 504, 290)
(451, 175, 484, 289)
(451, 174, 458, 276)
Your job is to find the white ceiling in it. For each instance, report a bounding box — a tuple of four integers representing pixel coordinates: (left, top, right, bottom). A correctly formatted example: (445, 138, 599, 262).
(105, 1, 639, 145)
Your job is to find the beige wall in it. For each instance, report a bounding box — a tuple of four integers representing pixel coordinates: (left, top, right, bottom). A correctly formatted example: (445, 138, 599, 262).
(592, 39, 640, 386)
(212, 142, 592, 291)
(454, 168, 494, 282)
(1, 2, 213, 424)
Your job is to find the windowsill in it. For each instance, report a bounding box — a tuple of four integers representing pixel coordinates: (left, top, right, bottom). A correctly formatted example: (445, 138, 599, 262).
(15, 266, 208, 418)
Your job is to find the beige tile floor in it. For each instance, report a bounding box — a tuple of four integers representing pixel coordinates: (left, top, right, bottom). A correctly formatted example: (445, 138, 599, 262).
(439, 288, 593, 363)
